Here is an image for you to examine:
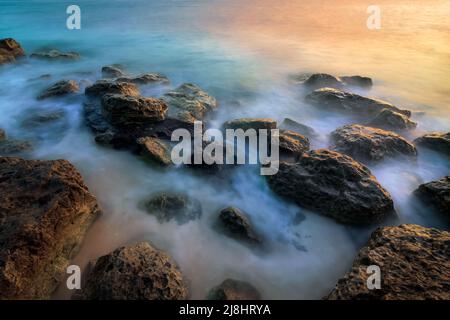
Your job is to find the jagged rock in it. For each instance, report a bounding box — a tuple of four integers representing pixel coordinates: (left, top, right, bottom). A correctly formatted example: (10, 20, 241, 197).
(0, 138, 33, 155)
(143, 192, 202, 224)
(414, 132, 450, 157)
(30, 49, 80, 60)
(20, 109, 66, 128)
(101, 94, 167, 127)
(101, 65, 125, 78)
(340, 75, 373, 89)
(326, 224, 450, 300)
(218, 207, 261, 245)
(0, 38, 25, 65)
(368, 108, 417, 131)
(37, 80, 79, 100)
(280, 118, 317, 138)
(0, 157, 101, 299)
(137, 137, 172, 166)
(305, 88, 411, 118)
(330, 124, 417, 164)
(116, 73, 170, 85)
(266, 149, 395, 225)
(85, 80, 140, 97)
(78, 242, 188, 300)
(279, 130, 310, 157)
(207, 279, 261, 300)
(223, 118, 277, 132)
(414, 175, 449, 216)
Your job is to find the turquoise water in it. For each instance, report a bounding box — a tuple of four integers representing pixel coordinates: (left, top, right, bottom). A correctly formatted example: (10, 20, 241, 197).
(1, 0, 449, 299)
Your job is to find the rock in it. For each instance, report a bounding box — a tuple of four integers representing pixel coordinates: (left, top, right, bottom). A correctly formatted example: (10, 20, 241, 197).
(162, 83, 218, 121)
(0, 38, 25, 65)
(137, 137, 172, 166)
(101, 94, 168, 127)
(340, 75, 373, 89)
(0, 157, 101, 299)
(20, 110, 66, 128)
(116, 73, 170, 85)
(78, 242, 188, 300)
(280, 118, 317, 138)
(101, 65, 125, 78)
(300, 73, 344, 90)
(305, 88, 411, 118)
(85, 80, 140, 97)
(330, 124, 417, 164)
(37, 80, 79, 100)
(266, 149, 395, 225)
(414, 132, 450, 157)
(414, 175, 449, 216)
(30, 49, 80, 60)
(218, 207, 261, 245)
(0, 128, 5, 140)
(367, 108, 417, 131)
(0, 139, 33, 155)
(326, 224, 450, 300)
(143, 192, 202, 224)
(279, 130, 310, 157)
(223, 118, 277, 132)
(207, 279, 261, 300)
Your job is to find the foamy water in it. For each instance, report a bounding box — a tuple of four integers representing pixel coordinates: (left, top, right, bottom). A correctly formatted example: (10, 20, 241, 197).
(0, 0, 449, 299)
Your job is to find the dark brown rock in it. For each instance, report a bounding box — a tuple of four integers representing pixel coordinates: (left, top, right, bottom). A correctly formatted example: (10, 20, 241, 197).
(280, 118, 317, 138)
(300, 73, 344, 90)
(414, 175, 449, 216)
(117, 73, 170, 85)
(330, 124, 417, 164)
(101, 65, 126, 78)
(223, 118, 276, 132)
(368, 108, 417, 131)
(20, 109, 66, 128)
(0, 38, 25, 65)
(279, 130, 310, 157)
(326, 224, 450, 300)
(144, 192, 202, 224)
(414, 132, 450, 157)
(78, 242, 188, 300)
(37, 80, 79, 100)
(30, 49, 80, 60)
(0, 157, 101, 299)
(85, 80, 140, 97)
(0, 132, 33, 155)
(340, 75, 373, 89)
(266, 149, 395, 225)
(207, 279, 261, 300)
(137, 136, 172, 166)
(218, 207, 261, 245)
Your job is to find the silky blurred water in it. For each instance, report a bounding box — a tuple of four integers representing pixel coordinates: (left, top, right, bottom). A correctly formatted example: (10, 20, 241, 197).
(0, 0, 449, 299)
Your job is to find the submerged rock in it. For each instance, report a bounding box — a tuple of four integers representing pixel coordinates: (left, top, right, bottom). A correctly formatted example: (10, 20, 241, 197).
(37, 80, 79, 100)
(305, 88, 411, 118)
(85, 80, 140, 97)
(368, 108, 417, 131)
(136, 136, 172, 166)
(279, 130, 310, 157)
(20, 109, 66, 128)
(207, 279, 261, 300)
(101, 65, 126, 78)
(0, 131, 33, 155)
(295, 73, 373, 91)
(0, 38, 25, 65)
(327, 224, 450, 300)
(340, 75, 373, 89)
(266, 149, 395, 225)
(218, 207, 261, 245)
(117, 73, 170, 85)
(414, 132, 450, 157)
(30, 49, 80, 60)
(144, 192, 202, 224)
(78, 242, 188, 300)
(223, 118, 277, 132)
(330, 124, 417, 164)
(280, 118, 317, 138)
(414, 175, 449, 216)
(0, 157, 101, 299)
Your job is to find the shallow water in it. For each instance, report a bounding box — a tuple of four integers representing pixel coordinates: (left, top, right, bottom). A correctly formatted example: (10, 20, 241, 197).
(0, 0, 449, 299)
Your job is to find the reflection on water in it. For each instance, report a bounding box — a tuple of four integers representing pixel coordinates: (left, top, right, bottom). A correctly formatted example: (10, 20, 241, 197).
(0, 0, 449, 299)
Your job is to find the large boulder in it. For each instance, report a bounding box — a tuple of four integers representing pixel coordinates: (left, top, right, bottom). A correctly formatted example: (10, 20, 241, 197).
(207, 279, 261, 300)
(414, 175, 449, 216)
(330, 124, 417, 164)
(37, 80, 79, 100)
(327, 224, 450, 300)
(0, 38, 25, 65)
(367, 108, 417, 131)
(116, 73, 170, 85)
(78, 242, 188, 300)
(136, 136, 172, 166)
(223, 118, 277, 132)
(30, 49, 80, 60)
(0, 157, 101, 299)
(217, 207, 261, 245)
(280, 118, 317, 138)
(414, 132, 450, 157)
(266, 149, 395, 225)
(85, 80, 140, 97)
(305, 88, 411, 118)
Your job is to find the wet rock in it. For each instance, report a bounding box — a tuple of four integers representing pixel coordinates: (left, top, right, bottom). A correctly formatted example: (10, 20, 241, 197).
(414, 175, 449, 216)
(340, 75, 373, 89)
(20, 109, 66, 128)
(300, 73, 344, 90)
(266, 149, 395, 225)
(326, 224, 450, 300)
(37, 80, 79, 100)
(85, 80, 140, 97)
(367, 108, 417, 131)
(137, 136, 172, 166)
(0, 157, 101, 299)
(279, 130, 310, 157)
(30, 49, 80, 60)
(0, 137, 33, 155)
(143, 192, 202, 224)
(78, 242, 188, 300)
(305, 88, 411, 118)
(117, 73, 170, 85)
(414, 132, 450, 157)
(280, 118, 317, 138)
(101, 65, 125, 78)
(223, 118, 277, 132)
(0, 38, 25, 65)
(207, 279, 261, 300)
(330, 124, 417, 164)
(218, 207, 261, 245)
